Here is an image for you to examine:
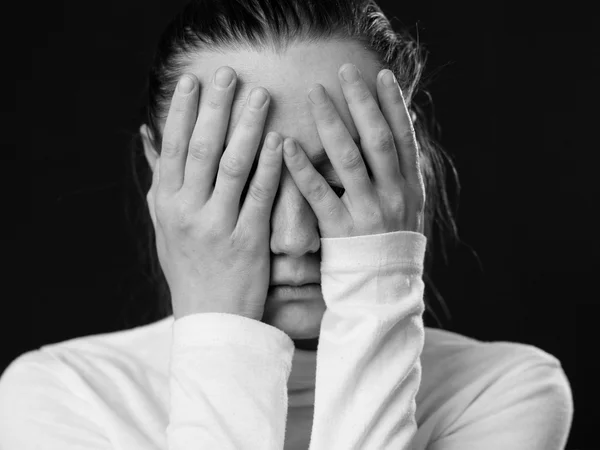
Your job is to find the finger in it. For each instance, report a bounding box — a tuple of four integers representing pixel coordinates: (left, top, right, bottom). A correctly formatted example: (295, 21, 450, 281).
(238, 132, 283, 226)
(159, 74, 199, 195)
(376, 70, 422, 189)
(182, 66, 237, 204)
(338, 63, 402, 194)
(307, 83, 375, 203)
(146, 159, 160, 229)
(282, 138, 346, 227)
(212, 87, 271, 223)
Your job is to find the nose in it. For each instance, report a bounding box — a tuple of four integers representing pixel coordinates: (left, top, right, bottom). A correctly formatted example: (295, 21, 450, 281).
(269, 169, 320, 257)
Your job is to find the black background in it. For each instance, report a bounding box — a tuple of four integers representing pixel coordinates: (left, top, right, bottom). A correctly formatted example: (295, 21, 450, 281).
(10, 0, 597, 448)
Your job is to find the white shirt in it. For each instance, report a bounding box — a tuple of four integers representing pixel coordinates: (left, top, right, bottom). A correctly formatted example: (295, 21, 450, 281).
(0, 231, 573, 449)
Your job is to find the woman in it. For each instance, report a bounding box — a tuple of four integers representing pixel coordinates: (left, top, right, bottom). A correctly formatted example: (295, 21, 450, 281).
(0, 0, 573, 448)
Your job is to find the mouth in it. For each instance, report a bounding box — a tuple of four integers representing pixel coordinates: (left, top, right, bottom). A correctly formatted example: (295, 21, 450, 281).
(267, 283, 321, 301)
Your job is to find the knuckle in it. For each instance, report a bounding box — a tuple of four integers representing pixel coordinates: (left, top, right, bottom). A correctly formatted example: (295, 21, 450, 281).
(320, 112, 337, 126)
(220, 155, 247, 178)
(153, 192, 199, 231)
(374, 129, 396, 152)
(204, 219, 226, 240)
(188, 139, 213, 162)
(206, 88, 228, 110)
(171, 198, 195, 228)
(308, 180, 330, 203)
(154, 190, 171, 213)
(258, 158, 279, 177)
(206, 97, 223, 111)
(339, 149, 363, 171)
(354, 88, 371, 104)
(400, 128, 416, 146)
(161, 139, 182, 157)
(247, 181, 273, 203)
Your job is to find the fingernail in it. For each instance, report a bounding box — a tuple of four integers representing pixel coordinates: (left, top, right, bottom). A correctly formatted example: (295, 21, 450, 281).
(178, 75, 194, 94)
(249, 89, 268, 108)
(340, 64, 360, 83)
(214, 67, 234, 88)
(266, 133, 281, 150)
(381, 70, 396, 87)
(283, 139, 297, 156)
(308, 85, 327, 104)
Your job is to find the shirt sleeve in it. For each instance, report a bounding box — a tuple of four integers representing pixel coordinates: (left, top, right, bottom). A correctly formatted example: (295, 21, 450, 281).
(167, 312, 295, 449)
(308, 230, 427, 449)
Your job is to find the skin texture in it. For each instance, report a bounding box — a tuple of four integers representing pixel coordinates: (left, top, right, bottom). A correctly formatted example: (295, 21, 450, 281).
(140, 41, 424, 350)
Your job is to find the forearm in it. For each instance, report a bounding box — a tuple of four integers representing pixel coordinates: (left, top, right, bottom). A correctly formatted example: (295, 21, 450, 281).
(309, 231, 427, 450)
(167, 313, 295, 450)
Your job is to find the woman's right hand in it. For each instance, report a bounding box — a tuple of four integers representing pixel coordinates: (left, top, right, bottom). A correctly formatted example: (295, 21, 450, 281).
(146, 67, 283, 321)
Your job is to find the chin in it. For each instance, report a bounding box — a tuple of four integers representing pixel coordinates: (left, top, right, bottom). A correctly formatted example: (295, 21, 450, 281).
(261, 298, 326, 344)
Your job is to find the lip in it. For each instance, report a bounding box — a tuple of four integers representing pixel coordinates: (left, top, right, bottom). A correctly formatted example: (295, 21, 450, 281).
(268, 283, 321, 301)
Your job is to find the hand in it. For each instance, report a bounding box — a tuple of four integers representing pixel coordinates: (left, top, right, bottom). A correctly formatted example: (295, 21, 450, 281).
(281, 64, 426, 239)
(146, 68, 283, 321)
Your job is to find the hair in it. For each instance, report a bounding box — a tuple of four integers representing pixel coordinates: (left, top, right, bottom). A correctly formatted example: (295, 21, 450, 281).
(121, 0, 461, 329)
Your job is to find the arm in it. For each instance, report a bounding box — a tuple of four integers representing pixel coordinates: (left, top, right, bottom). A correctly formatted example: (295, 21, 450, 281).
(308, 230, 427, 450)
(166, 312, 295, 450)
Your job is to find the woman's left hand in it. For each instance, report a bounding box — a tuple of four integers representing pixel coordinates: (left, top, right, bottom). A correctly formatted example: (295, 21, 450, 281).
(282, 63, 426, 239)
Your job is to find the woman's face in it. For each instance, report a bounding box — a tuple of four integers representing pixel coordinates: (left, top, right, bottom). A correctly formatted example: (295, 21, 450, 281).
(144, 40, 384, 342)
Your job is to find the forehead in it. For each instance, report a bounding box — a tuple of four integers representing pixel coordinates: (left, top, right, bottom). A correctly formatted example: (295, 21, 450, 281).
(185, 41, 383, 156)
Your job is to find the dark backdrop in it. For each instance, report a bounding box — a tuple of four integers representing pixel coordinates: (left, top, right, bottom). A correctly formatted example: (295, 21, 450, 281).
(11, 0, 597, 448)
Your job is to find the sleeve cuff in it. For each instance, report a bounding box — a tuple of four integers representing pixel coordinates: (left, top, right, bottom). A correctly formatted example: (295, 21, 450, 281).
(320, 230, 427, 270)
(173, 313, 295, 366)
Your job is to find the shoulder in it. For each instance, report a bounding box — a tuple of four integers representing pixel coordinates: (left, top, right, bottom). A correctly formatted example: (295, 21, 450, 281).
(422, 326, 563, 374)
(1, 316, 174, 386)
(420, 327, 569, 404)
(0, 317, 174, 447)
(415, 327, 573, 447)
(0, 349, 109, 448)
